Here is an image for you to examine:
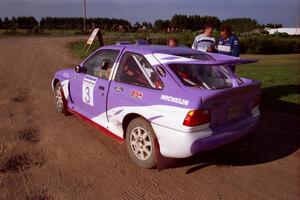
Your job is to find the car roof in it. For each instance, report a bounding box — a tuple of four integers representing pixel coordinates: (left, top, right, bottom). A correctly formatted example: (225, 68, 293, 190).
(103, 44, 207, 55)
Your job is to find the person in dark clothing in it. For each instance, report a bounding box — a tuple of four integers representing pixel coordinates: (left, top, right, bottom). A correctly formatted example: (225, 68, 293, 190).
(218, 25, 240, 72)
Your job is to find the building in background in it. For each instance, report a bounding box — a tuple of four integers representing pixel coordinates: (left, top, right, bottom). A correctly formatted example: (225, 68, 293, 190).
(266, 28, 300, 35)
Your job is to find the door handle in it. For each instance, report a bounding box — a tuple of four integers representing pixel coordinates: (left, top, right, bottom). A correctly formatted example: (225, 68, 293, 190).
(98, 86, 105, 91)
(114, 86, 123, 92)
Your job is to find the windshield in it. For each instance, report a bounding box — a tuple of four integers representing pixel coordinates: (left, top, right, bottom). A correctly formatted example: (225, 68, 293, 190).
(169, 64, 233, 89)
(176, 54, 212, 60)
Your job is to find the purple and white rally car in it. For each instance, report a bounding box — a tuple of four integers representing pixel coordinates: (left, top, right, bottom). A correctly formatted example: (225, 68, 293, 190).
(52, 43, 261, 168)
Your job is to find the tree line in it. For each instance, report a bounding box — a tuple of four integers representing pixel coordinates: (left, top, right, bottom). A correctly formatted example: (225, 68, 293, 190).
(154, 15, 283, 33)
(0, 15, 283, 33)
(40, 17, 131, 30)
(0, 16, 38, 29)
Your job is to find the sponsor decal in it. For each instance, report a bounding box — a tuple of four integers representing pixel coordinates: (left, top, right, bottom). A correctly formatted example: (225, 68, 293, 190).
(160, 94, 189, 106)
(131, 90, 143, 99)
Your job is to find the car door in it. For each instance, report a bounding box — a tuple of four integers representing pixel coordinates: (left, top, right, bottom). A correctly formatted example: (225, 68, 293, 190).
(107, 52, 164, 137)
(70, 49, 121, 120)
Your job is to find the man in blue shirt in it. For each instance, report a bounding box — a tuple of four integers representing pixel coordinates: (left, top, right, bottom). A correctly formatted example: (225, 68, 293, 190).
(218, 25, 240, 72)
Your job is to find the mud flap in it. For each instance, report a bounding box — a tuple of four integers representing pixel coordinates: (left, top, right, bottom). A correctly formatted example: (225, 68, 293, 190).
(154, 139, 184, 171)
(154, 138, 163, 171)
(154, 138, 174, 171)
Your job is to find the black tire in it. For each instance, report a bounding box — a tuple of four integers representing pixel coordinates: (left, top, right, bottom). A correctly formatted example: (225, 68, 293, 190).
(54, 82, 66, 113)
(126, 117, 157, 168)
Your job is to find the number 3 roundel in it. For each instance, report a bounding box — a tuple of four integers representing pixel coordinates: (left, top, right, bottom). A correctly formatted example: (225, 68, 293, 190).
(82, 77, 96, 106)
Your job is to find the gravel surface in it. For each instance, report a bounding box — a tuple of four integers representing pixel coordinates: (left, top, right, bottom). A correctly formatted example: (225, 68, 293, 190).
(0, 36, 299, 200)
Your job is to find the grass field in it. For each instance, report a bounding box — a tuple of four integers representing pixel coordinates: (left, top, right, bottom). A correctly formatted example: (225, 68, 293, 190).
(70, 32, 184, 59)
(239, 54, 300, 106)
(71, 41, 300, 109)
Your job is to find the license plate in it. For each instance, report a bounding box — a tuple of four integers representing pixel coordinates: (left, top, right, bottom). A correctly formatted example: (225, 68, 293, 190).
(227, 105, 242, 120)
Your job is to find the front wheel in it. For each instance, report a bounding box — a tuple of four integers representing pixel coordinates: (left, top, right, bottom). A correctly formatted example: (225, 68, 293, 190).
(126, 117, 157, 168)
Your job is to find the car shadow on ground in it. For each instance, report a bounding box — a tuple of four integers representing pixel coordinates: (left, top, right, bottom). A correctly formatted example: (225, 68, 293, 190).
(158, 85, 300, 173)
(262, 84, 300, 114)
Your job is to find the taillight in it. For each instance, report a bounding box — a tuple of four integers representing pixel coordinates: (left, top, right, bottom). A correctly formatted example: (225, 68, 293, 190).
(254, 95, 261, 107)
(183, 109, 210, 126)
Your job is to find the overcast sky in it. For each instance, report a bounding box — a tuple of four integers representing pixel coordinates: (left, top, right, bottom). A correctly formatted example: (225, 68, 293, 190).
(0, 0, 299, 27)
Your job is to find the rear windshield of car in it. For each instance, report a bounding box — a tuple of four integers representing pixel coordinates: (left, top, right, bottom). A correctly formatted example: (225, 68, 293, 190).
(169, 64, 232, 89)
(176, 54, 212, 60)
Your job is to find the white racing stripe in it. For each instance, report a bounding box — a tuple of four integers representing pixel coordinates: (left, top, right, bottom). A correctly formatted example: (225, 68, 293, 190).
(61, 80, 69, 99)
(91, 104, 209, 139)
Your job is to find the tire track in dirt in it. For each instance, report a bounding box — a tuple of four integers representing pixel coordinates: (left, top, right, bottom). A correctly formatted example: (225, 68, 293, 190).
(0, 57, 50, 199)
(69, 115, 179, 200)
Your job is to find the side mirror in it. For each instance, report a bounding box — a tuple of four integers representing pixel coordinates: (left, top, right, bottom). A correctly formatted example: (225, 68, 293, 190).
(101, 59, 110, 70)
(75, 65, 82, 73)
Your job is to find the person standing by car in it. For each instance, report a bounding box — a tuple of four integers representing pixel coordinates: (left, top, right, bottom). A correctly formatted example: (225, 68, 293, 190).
(218, 25, 240, 72)
(218, 25, 240, 57)
(167, 37, 178, 47)
(192, 24, 216, 52)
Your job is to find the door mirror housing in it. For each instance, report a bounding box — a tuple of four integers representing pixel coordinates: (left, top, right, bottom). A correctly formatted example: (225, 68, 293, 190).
(75, 65, 82, 73)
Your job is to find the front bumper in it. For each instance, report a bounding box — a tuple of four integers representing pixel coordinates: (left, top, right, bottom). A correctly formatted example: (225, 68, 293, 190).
(152, 109, 260, 158)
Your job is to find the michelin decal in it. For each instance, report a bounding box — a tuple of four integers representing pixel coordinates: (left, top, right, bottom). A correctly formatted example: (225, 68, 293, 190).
(160, 94, 189, 106)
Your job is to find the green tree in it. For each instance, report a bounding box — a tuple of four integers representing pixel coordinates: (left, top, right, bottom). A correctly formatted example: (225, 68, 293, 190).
(10, 17, 17, 34)
(265, 23, 283, 28)
(222, 18, 258, 33)
(153, 19, 170, 32)
(3, 17, 10, 29)
(16, 16, 38, 29)
(170, 15, 221, 32)
(133, 22, 141, 31)
(170, 14, 189, 30)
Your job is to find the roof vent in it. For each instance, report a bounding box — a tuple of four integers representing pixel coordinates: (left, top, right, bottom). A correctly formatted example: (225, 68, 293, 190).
(134, 39, 149, 45)
(115, 41, 131, 45)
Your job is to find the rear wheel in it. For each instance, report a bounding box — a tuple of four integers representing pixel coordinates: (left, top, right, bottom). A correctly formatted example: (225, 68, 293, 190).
(126, 117, 157, 168)
(54, 82, 66, 113)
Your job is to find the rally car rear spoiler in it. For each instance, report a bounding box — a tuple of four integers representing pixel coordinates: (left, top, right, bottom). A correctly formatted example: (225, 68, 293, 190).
(154, 53, 257, 66)
(197, 59, 257, 66)
(169, 58, 257, 66)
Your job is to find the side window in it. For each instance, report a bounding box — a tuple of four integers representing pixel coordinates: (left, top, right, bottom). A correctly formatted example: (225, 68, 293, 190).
(115, 52, 163, 89)
(83, 49, 119, 79)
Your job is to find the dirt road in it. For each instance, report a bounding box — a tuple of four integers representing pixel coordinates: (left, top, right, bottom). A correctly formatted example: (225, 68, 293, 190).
(0, 36, 299, 200)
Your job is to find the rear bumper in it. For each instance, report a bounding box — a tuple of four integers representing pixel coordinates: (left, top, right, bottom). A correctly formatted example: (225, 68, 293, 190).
(190, 115, 259, 155)
(152, 109, 260, 158)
